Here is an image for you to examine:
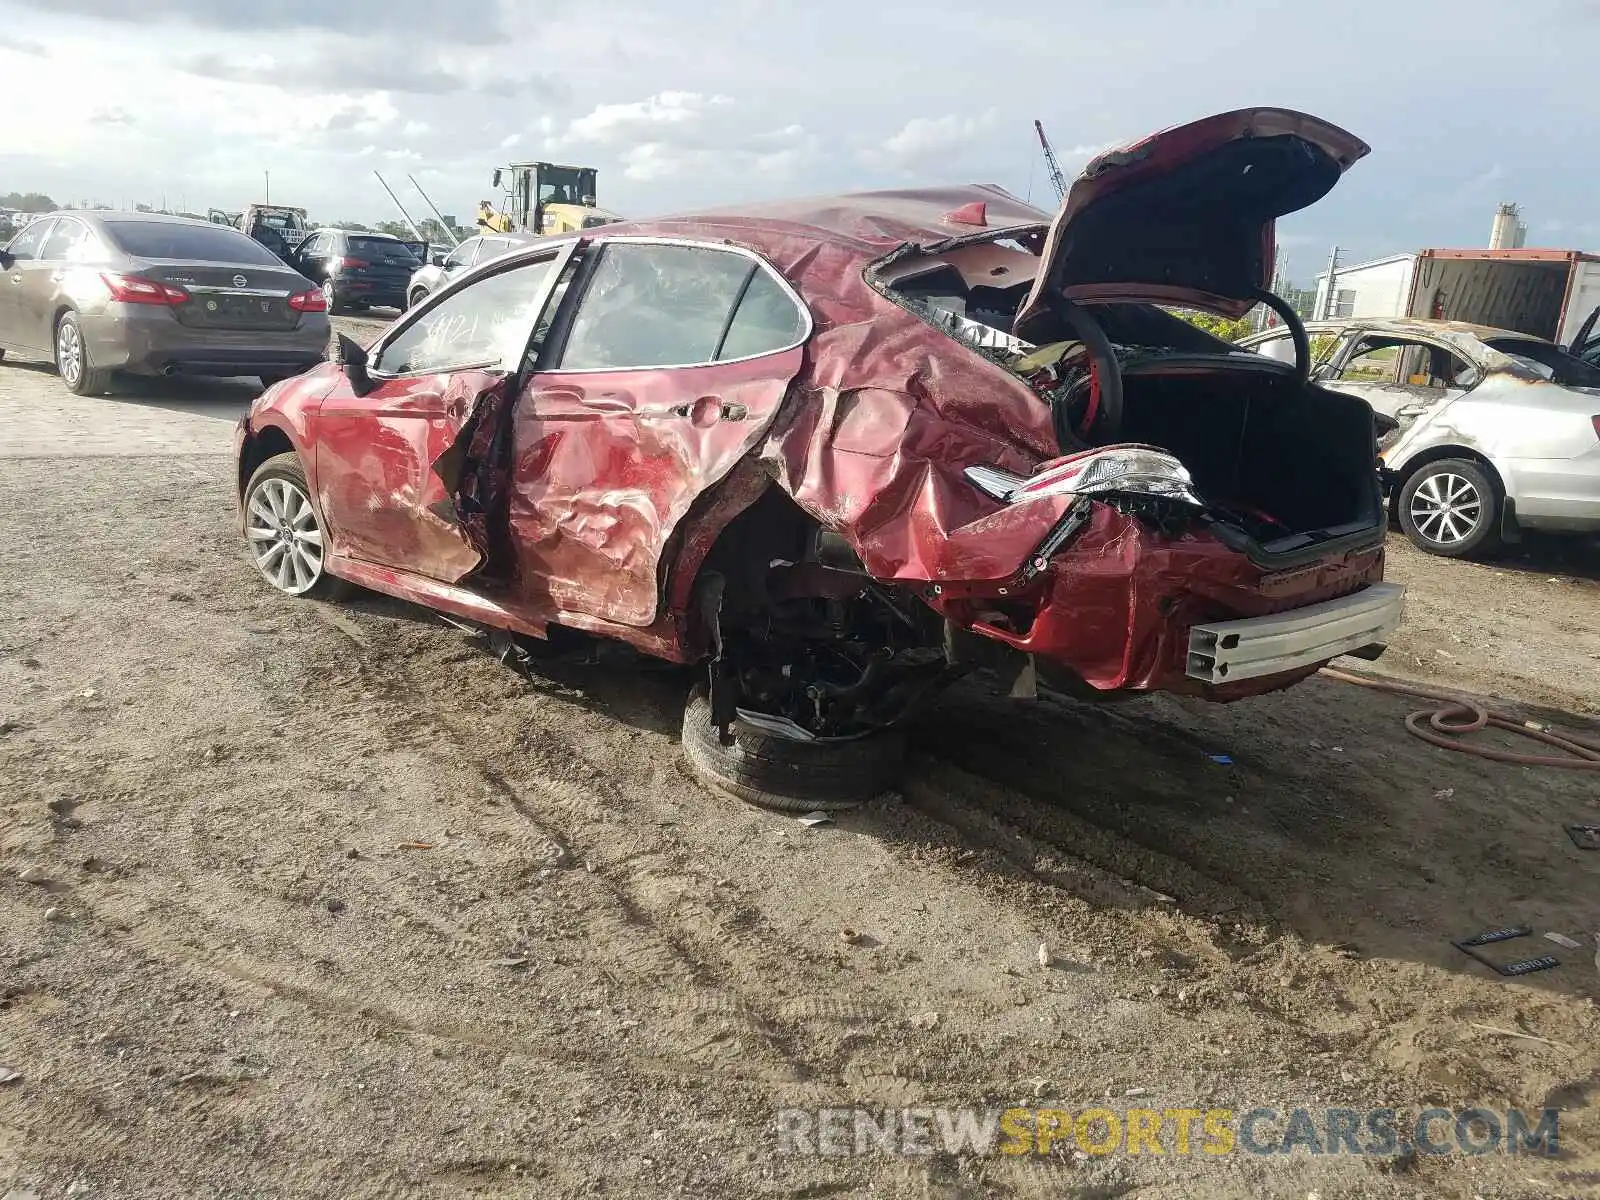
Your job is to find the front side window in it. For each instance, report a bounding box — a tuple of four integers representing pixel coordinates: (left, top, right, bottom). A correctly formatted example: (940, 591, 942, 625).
(374, 256, 559, 376)
(555, 243, 804, 370)
(443, 239, 479, 271)
(6, 219, 53, 261)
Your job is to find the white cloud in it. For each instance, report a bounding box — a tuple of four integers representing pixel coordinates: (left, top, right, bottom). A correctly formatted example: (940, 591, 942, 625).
(403, 120, 430, 137)
(499, 133, 522, 149)
(877, 110, 1000, 171)
(552, 91, 733, 150)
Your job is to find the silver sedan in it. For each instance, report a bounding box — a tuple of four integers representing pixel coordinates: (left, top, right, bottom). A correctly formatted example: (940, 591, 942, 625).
(1241, 317, 1600, 557)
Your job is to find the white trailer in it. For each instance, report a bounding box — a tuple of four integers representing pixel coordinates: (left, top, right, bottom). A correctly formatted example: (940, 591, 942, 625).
(1316, 248, 1600, 346)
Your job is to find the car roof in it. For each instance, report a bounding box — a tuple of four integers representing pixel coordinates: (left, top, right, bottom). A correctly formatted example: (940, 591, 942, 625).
(1297, 317, 1541, 344)
(597, 185, 1050, 256)
(44, 210, 221, 228)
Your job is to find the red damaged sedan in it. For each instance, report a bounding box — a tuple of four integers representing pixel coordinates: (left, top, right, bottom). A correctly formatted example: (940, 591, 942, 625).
(235, 108, 1404, 807)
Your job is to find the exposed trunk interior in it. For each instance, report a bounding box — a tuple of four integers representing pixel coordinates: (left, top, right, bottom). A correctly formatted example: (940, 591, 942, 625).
(876, 256, 1382, 555)
(1109, 362, 1383, 548)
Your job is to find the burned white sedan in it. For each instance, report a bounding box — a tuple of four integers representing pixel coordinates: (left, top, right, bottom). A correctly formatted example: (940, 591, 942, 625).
(1243, 318, 1600, 557)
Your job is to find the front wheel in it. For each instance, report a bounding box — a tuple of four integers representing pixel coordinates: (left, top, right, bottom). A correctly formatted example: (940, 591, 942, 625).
(321, 280, 341, 314)
(681, 686, 905, 812)
(56, 312, 112, 396)
(242, 452, 339, 598)
(407, 288, 427, 309)
(1398, 459, 1502, 558)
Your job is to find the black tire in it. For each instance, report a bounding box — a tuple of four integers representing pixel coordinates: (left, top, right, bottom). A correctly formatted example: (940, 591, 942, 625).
(241, 451, 345, 600)
(55, 312, 112, 396)
(321, 280, 342, 314)
(680, 686, 905, 812)
(407, 288, 427, 309)
(1397, 458, 1502, 558)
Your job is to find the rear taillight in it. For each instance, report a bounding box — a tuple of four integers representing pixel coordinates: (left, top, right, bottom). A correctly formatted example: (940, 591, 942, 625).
(339, 257, 369, 269)
(287, 288, 327, 313)
(101, 273, 188, 305)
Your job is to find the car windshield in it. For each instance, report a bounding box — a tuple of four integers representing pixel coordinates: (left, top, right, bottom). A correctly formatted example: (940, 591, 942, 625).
(1484, 338, 1600, 388)
(104, 221, 285, 265)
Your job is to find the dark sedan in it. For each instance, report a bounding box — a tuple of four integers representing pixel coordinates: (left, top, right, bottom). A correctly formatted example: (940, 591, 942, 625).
(0, 211, 328, 395)
(291, 229, 420, 313)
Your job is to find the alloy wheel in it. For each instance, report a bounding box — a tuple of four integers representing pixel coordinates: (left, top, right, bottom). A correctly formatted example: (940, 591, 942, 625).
(56, 321, 83, 387)
(245, 475, 326, 595)
(1407, 471, 1482, 547)
(322, 280, 336, 311)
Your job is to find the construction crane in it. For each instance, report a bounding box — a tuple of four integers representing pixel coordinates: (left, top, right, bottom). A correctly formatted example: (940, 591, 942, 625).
(1033, 119, 1068, 201)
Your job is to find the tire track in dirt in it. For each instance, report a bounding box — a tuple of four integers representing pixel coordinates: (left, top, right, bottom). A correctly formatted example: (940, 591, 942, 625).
(253, 614, 973, 1105)
(399, 707, 951, 1100)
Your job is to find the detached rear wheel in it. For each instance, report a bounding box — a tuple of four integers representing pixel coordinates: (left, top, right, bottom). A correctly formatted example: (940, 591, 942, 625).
(681, 686, 905, 812)
(1398, 458, 1501, 558)
(243, 452, 338, 598)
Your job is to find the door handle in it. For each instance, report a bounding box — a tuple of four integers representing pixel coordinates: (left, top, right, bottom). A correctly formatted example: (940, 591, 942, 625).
(672, 398, 748, 421)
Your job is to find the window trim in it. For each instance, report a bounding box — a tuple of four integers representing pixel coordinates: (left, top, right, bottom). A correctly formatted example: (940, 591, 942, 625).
(366, 240, 580, 381)
(540, 235, 813, 375)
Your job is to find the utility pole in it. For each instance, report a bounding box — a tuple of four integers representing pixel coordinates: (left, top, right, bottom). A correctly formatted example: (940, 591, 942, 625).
(264, 171, 270, 205)
(373, 171, 428, 243)
(1321, 245, 1341, 320)
(407, 174, 461, 247)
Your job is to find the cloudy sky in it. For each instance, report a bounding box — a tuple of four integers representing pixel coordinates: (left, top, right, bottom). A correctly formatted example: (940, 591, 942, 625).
(1, 0, 1592, 281)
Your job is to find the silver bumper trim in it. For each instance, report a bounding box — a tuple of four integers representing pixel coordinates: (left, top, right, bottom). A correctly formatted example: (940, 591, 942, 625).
(1185, 582, 1406, 684)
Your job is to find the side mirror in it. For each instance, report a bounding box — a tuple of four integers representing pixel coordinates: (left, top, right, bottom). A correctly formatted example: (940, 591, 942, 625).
(0, 250, 12, 270)
(492, 169, 503, 188)
(1310, 362, 1335, 382)
(334, 333, 377, 397)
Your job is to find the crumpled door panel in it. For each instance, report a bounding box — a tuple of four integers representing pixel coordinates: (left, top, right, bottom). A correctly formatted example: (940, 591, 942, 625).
(507, 346, 804, 627)
(316, 369, 510, 585)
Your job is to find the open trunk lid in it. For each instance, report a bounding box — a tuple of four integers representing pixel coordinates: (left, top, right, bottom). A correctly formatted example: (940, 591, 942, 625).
(1014, 108, 1368, 339)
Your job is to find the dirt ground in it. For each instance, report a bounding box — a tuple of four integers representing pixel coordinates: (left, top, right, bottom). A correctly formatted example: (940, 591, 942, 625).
(2, 329, 1599, 1198)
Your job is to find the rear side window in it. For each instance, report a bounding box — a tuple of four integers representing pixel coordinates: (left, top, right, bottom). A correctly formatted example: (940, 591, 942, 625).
(41, 220, 88, 261)
(105, 221, 283, 266)
(718, 268, 808, 361)
(555, 243, 804, 370)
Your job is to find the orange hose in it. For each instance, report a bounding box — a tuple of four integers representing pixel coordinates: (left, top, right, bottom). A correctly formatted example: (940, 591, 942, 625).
(1319, 667, 1600, 770)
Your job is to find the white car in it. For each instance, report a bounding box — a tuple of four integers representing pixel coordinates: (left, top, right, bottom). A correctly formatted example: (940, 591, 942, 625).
(1241, 318, 1600, 557)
